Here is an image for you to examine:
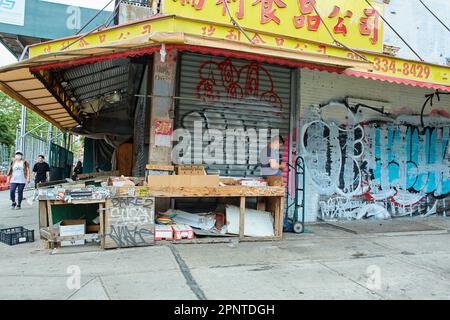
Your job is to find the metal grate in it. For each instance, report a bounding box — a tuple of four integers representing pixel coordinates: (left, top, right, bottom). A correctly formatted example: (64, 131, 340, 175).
(176, 52, 292, 177)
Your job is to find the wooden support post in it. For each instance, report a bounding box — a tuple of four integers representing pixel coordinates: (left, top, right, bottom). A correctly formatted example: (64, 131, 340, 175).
(256, 197, 266, 211)
(46, 200, 53, 227)
(39, 200, 49, 230)
(276, 196, 284, 239)
(239, 196, 245, 240)
(99, 203, 105, 249)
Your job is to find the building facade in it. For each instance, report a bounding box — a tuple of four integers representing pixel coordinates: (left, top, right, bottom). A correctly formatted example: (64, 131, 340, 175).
(0, 0, 448, 228)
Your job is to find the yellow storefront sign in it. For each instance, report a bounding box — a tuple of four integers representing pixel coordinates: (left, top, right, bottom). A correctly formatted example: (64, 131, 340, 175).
(165, 0, 384, 53)
(29, 16, 450, 88)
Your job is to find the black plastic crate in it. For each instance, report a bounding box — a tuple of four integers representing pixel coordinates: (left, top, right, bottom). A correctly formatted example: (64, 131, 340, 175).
(0, 227, 34, 246)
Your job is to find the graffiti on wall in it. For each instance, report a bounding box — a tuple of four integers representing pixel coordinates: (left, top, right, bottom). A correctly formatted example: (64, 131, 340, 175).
(301, 92, 449, 220)
(196, 58, 283, 109)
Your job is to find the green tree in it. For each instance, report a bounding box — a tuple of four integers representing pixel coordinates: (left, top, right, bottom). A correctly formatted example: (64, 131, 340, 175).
(0, 91, 48, 147)
(0, 91, 21, 147)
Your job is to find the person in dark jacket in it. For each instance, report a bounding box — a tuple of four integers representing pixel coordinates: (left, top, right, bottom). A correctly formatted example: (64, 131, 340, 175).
(72, 161, 83, 180)
(32, 155, 50, 188)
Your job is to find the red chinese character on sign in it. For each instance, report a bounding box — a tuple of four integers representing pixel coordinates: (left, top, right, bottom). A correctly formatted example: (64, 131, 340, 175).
(328, 6, 353, 36)
(298, 0, 315, 14)
(44, 45, 52, 53)
(293, 15, 320, 31)
(201, 25, 216, 36)
(251, 33, 266, 44)
(60, 41, 69, 50)
(78, 39, 89, 48)
(293, 0, 321, 31)
(216, 0, 245, 19)
(294, 43, 308, 51)
(252, 0, 287, 25)
(178, 0, 205, 10)
(317, 45, 327, 54)
(359, 8, 380, 44)
(118, 32, 131, 40)
(99, 34, 107, 43)
(275, 38, 285, 46)
(226, 29, 241, 41)
(141, 25, 152, 35)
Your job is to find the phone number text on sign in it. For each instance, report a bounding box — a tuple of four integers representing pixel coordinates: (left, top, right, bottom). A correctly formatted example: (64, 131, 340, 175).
(347, 52, 432, 80)
(373, 57, 430, 79)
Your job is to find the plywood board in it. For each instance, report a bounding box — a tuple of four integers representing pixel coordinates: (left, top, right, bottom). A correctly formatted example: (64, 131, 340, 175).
(104, 197, 155, 249)
(116, 143, 133, 176)
(122, 186, 285, 197)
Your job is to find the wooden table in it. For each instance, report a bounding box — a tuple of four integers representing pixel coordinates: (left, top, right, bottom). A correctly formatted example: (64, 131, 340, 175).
(38, 184, 286, 246)
(38, 199, 106, 243)
(115, 185, 286, 241)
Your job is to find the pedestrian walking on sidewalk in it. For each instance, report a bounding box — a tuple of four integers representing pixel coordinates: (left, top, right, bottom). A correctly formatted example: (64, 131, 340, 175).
(6, 151, 30, 210)
(32, 155, 50, 188)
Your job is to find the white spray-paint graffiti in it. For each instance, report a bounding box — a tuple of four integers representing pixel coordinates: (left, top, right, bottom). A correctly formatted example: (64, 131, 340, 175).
(301, 97, 449, 220)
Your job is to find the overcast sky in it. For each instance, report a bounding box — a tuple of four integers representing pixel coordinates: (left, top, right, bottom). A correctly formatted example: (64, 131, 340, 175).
(0, 0, 115, 66)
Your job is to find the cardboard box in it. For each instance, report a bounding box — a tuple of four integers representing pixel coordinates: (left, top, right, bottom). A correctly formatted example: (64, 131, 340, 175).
(59, 220, 86, 237)
(147, 175, 219, 188)
(86, 225, 100, 234)
(267, 176, 284, 186)
(172, 225, 194, 241)
(155, 225, 174, 241)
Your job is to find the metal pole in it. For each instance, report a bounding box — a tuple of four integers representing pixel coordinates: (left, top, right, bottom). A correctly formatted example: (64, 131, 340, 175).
(15, 126, 20, 154)
(68, 134, 73, 152)
(20, 106, 27, 154)
(47, 123, 53, 163)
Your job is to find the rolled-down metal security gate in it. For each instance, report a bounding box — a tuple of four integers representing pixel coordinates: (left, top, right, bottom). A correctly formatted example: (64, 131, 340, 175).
(175, 52, 292, 177)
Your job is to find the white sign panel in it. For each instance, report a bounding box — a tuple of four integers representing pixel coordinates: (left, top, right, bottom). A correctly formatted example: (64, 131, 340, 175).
(0, 0, 25, 26)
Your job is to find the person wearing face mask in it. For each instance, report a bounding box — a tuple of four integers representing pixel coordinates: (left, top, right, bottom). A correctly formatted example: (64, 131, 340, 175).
(6, 151, 30, 210)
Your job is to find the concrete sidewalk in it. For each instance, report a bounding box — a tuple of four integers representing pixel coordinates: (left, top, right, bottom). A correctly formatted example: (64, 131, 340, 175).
(0, 190, 449, 300)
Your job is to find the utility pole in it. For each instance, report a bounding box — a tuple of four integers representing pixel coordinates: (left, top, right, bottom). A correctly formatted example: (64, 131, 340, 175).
(114, 0, 121, 25)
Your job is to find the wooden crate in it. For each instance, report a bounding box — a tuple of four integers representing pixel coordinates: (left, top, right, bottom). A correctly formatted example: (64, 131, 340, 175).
(175, 165, 206, 175)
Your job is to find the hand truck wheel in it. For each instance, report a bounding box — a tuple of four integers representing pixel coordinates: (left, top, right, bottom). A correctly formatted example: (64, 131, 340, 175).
(293, 222, 304, 234)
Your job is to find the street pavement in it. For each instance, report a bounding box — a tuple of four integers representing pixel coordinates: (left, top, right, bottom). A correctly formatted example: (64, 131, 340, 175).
(0, 190, 449, 300)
